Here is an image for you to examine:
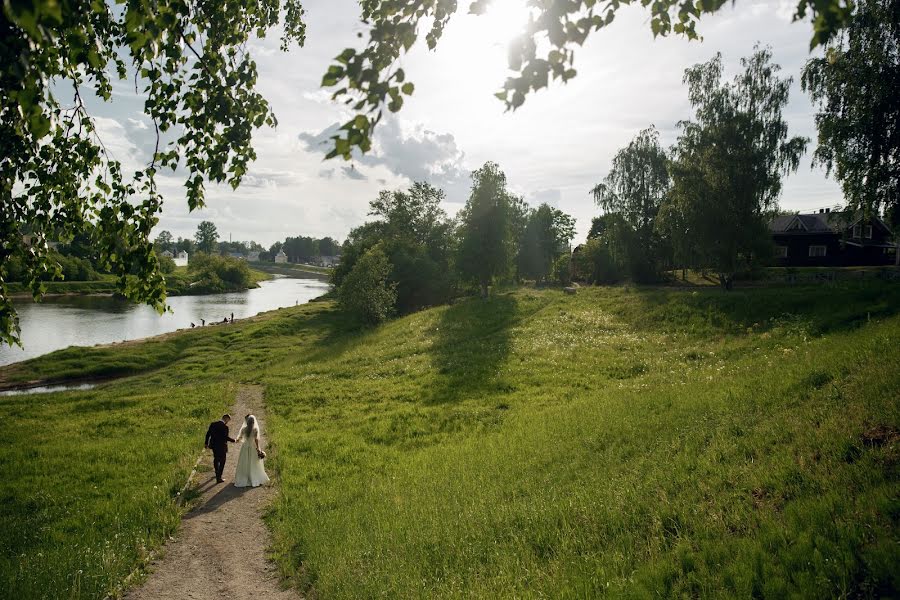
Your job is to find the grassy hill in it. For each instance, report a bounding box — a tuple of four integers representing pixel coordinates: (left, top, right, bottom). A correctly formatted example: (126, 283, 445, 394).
(1, 283, 898, 598)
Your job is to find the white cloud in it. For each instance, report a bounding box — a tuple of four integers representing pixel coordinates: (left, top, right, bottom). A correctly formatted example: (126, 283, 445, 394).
(126, 117, 149, 130)
(299, 115, 474, 202)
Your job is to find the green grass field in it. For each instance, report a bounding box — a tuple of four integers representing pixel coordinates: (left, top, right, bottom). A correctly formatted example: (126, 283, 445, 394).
(1, 283, 898, 598)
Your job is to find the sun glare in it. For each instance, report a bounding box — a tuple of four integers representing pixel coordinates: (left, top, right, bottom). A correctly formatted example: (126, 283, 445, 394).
(478, 0, 533, 46)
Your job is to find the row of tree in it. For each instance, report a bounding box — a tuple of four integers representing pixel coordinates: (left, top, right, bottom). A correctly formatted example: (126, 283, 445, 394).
(153, 222, 340, 264)
(578, 40, 889, 287)
(335, 167, 576, 323)
(580, 0, 900, 285)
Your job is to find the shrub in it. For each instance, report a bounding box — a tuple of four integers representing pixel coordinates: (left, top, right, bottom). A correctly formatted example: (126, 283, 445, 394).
(158, 256, 177, 274)
(552, 254, 572, 286)
(187, 253, 251, 293)
(338, 243, 397, 324)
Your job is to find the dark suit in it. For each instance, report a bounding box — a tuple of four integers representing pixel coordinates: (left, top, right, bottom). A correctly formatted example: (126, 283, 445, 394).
(205, 420, 235, 481)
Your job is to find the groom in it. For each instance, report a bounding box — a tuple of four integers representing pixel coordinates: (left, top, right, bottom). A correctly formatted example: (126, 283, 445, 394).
(204, 414, 236, 483)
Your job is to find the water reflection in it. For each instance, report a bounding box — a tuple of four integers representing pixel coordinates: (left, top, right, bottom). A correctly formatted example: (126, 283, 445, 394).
(0, 382, 97, 396)
(0, 275, 330, 366)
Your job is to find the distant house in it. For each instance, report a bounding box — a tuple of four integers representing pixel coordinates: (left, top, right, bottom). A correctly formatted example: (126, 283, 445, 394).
(160, 250, 174, 259)
(318, 255, 341, 268)
(769, 209, 897, 267)
(247, 251, 261, 262)
(227, 251, 245, 260)
(174, 250, 189, 267)
(274, 249, 288, 264)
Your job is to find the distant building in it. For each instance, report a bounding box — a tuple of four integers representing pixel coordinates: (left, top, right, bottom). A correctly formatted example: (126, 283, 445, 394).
(318, 255, 341, 268)
(174, 250, 189, 267)
(227, 251, 245, 260)
(160, 250, 174, 259)
(247, 251, 261, 262)
(770, 209, 897, 266)
(274, 249, 288, 264)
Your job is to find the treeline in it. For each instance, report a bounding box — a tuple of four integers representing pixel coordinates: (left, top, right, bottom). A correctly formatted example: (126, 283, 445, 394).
(335, 45, 818, 323)
(334, 166, 575, 324)
(577, 46, 807, 288)
(153, 222, 340, 264)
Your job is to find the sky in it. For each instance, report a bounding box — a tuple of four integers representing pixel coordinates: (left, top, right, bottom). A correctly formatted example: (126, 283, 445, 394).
(93, 0, 843, 247)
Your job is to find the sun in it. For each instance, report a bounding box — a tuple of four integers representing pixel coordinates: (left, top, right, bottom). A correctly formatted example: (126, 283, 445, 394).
(475, 0, 533, 46)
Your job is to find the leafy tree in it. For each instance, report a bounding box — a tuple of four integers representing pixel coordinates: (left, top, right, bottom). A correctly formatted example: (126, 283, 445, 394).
(175, 237, 195, 256)
(573, 237, 618, 284)
(552, 254, 573, 286)
(457, 162, 518, 297)
(319, 237, 340, 256)
(801, 0, 900, 263)
(322, 0, 852, 158)
(665, 48, 807, 287)
(0, 0, 306, 344)
(187, 254, 252, 293)
(335, 182, 456, 313)
(158, 256, 177, 274)
(517, 203, 576, 282)
(338, 243, 397, 325)
(154, 231, 174, 253)
(195, 221, 219, 254)
(591, 126, 670, 280)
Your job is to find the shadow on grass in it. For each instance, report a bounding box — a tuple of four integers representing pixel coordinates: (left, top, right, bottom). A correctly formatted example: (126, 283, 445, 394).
(426, 293, 518, 404)
(608, 280, 900, 337)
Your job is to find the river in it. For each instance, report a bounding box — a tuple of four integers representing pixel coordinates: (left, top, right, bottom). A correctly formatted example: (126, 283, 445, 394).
(0, 274, 331, 367)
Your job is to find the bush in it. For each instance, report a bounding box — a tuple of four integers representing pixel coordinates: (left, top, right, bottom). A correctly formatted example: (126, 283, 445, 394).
(158, 256, 177, 274)
(187, 253, 252, 293)
(573, 238, 622, 284)
(552, 254, 572, 286)
(338, 244, 397, 324)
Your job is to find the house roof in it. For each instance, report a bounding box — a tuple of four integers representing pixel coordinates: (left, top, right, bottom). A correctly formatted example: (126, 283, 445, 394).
(770, 213, 840, 233)
(770, 211, 893, 235)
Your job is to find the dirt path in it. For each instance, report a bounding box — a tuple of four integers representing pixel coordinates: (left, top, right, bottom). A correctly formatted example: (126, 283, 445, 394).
(125, 385, 298, 600)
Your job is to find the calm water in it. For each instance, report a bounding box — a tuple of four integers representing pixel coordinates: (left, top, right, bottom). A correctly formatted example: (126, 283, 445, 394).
(0, 275, 331, 367)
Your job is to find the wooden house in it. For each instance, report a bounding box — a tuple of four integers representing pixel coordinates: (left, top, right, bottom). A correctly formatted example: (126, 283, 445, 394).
(769, 209, 897, 267)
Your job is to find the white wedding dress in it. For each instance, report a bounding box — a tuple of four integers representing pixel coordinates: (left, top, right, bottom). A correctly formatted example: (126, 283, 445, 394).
(233, 423, 270, 488)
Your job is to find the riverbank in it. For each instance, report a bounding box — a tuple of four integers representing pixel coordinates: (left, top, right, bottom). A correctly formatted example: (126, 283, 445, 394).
(6, 266, 273, 298)
(251, 261, 332, 279)
(0, 274, 332, 369)
(2, 282, 899, 598)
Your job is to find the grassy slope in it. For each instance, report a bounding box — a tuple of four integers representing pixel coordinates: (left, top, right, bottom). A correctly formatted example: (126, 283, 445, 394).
(251, 261, 332, 276)
(0, 283, 898, 598)
(261, 285, 900, 598)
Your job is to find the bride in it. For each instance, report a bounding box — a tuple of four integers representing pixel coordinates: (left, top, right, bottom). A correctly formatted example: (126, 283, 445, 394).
(233, 414, 270, 488)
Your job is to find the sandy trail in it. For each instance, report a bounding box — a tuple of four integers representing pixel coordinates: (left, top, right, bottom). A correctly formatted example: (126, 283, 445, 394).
(125, 385, 298, 600)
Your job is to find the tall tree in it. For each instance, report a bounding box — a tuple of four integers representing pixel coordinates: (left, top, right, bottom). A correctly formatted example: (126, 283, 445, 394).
(154, 231, 174, 252)
(335, 182, 455, 313)
(195, 221, 220, 255)
(517, 203, 576, 282)
(319, 237, 340, 256)
(801, 0, 900, 263)
(457, 162, 518, 297)
(666, 47, 808, 286)
(591, 126, 670, 279)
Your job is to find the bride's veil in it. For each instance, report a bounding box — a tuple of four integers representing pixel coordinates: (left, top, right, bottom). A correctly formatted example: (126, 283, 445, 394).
(238, 414, 260, 440)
